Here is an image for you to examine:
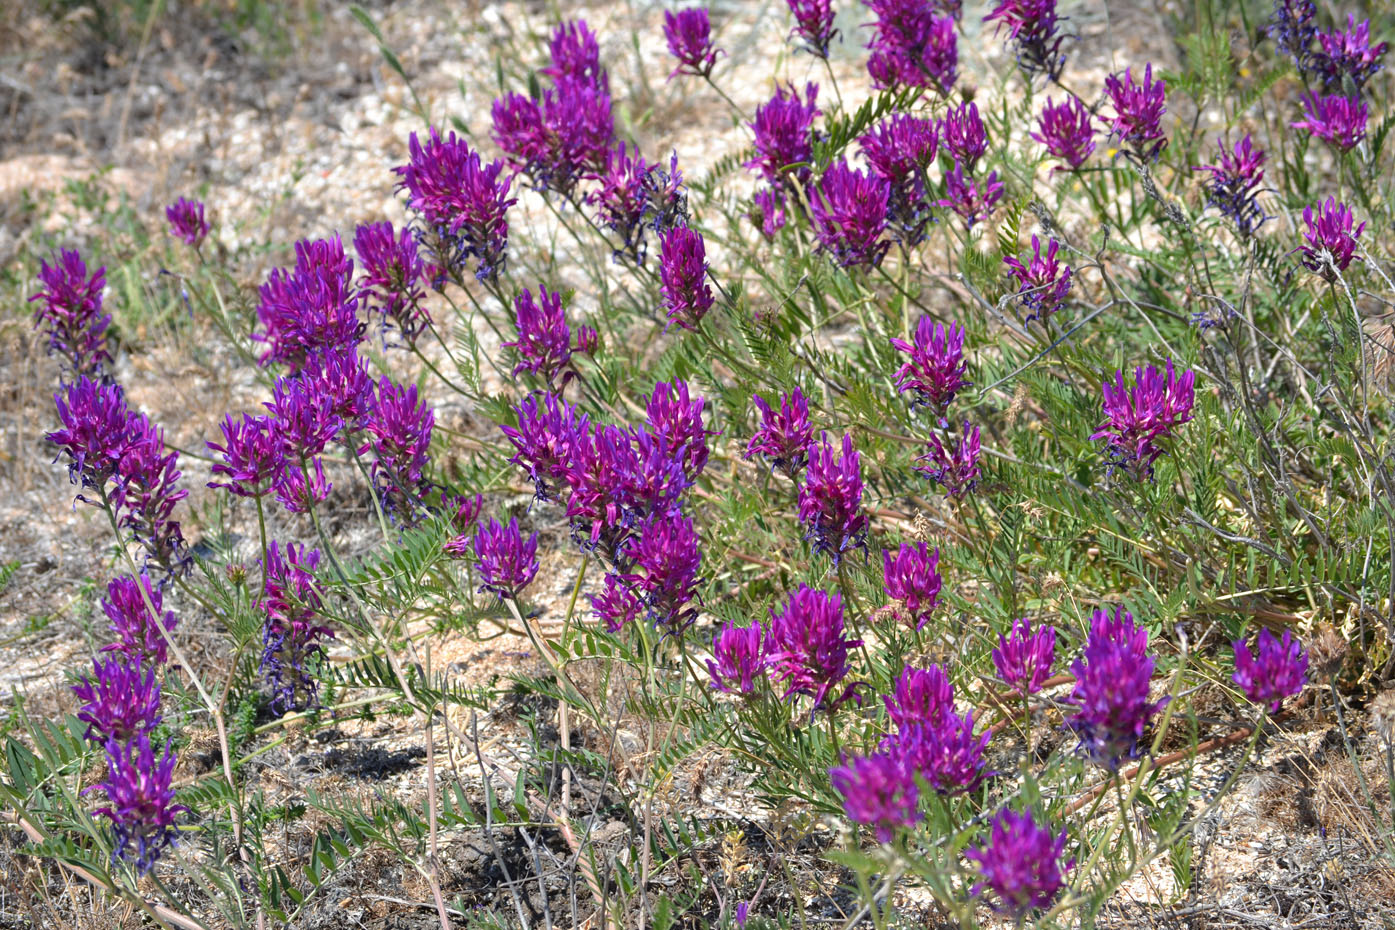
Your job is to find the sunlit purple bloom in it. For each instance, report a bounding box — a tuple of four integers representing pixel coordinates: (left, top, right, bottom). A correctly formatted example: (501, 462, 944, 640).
(266, 374, 342, 460)
(1266, 0, 1318, 74)
(1104, 64, 1167, 160)
(830, 751, 919, 842)
(859, 113, 938, 243)
(1031, 95, 1095, 170)
(646, 379, 713, 480)
(746, 388, 813, 479)
(1299, 196, 1365, 281)
(48, 377, 129, 491)
(1065, 605, 1167, 768)
(92, 733, 187, 873)
(627, 510, 702, 630)
(272, 456, 332, 515)
(543, 19, 606, 88)
(941, 101, 987, 171)
(591, 572, 645, 632)
(492, 77, 614, 197)
(939, 161, 1003, 229)
(1193, 134, 1268, 237)
(73, 657, 162, 744)
(1290, 92, 1368, 151)
(749, 187, 788, 239)
(915, 421, 981, 497)
(1314, 15, 1387, 91)
(882, 542, 941, 630)
(884, 664, 955, 729)
(993, 619, 1056, 695)
(897, 709, 990, 794)
(253, 234, 362, 370)
(708, 619, 766, 694)
(787, 0, 839, 56)
(747, 82, 821, 187)
(1004, 235, 1072, 323)
(499, 392, 591, 501)
(260, 541, 333, 714)
(664, 8, 723, 79)
(1233, 628, 1308, 713)
(891, 318, 969, 414)
(1090, 359, 1195, 480)
(810, 160, 891, 269)
(165, 197, 210, 249)
(364, 377, 435, 521)
(967, 810, 1072, 917)
(207, 414, 283, 498)
(766, 585, 862, 711)
(112, 415, 189, 576)
(473, 517, 539, 600)
(798, 432, 868, 561)
(300, 346, 375, 435)
(984, 0, 1068, 80)
(100, 573, 177, 667)
(864, 0, 958, 92)
(659, 226, 715, 331)
(564, 426, 690, 560)
(354, 221, 429, 346)
(31, 249, 111, 376)
(505, 285, 575, 384)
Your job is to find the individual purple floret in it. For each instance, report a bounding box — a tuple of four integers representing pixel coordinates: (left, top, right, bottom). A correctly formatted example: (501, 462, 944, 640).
(1290, 92, 1368, 151)
(830, 751, 919, 842)
(810, 160, 892, 270)
(765, 585, 862, 711)
(646, 379, 713, 480)
(354, 221, 429, 347)
(1104, 64, 1167, 160)
(897, 708, 990, 794)
(787, 0, 839, 57)
(273, 456, 332, 515)
(882, 542, 942, 630)
(915, 421, 981, 497)
(48, 377, 130, 491)
(1233, 628, 1308, 713)
(590, 572, 646, 632)
(746, 82, 821, 187)
(543, 19, 606, 88)
(1314, 15, 1387, 91)
(664, 7, 723, 79)
(708, 619, 766, 694)
(1193, 134, 1268, 238)
(746, 387, 814, 480)
(91, 733, 187, 873)
(208, 414, 284, 498)
(749, 187, 789, 239)
(31, 249, 112, 377)
(499, 392, 591, 501)
(798, 432, 869, 562)
(101, 574, 178, 667)
(253, 234, 363, 370)
(627, 510, 702, 631)
(1004, 235, 1073, 323)
(659, 227, 715, 331)
(396, 128, 517, 283)
(73, 657, 163, 743)
(1065, 605, 1167, 768)
(966, 810, 1072, 918)
(993, 618, 1056, 695)
(864, 0, 958, 93)
(859, 113, 938, 243)
(364, 377, 435, 522)
(941, 101, 987, 171)
(260, 541, 333, 714)
(1266, 0, 1318, 74)
(884, 664, 955, 729)
(984, 0, 1068, 80)
(112, 415, 190, 575)
(266, 374, 342, 461)
(505, 285, 576, 385)
(1299, 196, 1365, 281)
(165, 197, 210, 249)
(891, 317, 969, 414)
(492, 77, 614, 197)
(473, 517, 540, 600)
(1091, 359, 1195, 480)
(1031, 95, 1095, 171)
(939, 162, 1003, 230)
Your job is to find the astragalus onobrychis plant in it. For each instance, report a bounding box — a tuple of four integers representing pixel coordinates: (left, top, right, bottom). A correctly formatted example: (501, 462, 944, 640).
(6, 0, 1395, 927)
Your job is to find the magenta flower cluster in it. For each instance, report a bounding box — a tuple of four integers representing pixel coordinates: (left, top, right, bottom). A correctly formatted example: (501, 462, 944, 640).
(31, 249, 112, 377)
(967, 809, 1073, 917)
(1091, 359, 1195, 480)
(1232, 628, 1308, 713)
(1003, 234, 1073, 323)
(165, 197, 210, 249)
(1104, 63, 1167, 160)
(1065, 606, 1168, 768)
(664, 8, 723, 79)
(1193, 135, 1268, 238)
(863, 0, 958, 93)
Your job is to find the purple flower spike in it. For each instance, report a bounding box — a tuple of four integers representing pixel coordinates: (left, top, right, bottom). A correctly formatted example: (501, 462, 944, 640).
(798, 432, 869, 562)
(890, 317, 969, 414)
(750, 187, 789, 239)
(766, 585, 862, 712)
(1233, 628, 1308, 713)
(544, 19, 605, 88)
(253, 234, 362, 371)
(810, 160, 891, 270)
(1090, 359, 1195, 480)
(165, 197, 210, 249)
(939, 162, 1003, 230)
(1290, 92, 1368, 152)
(260, 541, 333, 713)
(664, 8, 723, 79)
(708, 619, 766, 694)
(101, 573, 178, 667)
(898, 709, 990, 794)
(110, 416, 190, 577)
(859, 113, 938, 243)
(1314, 15, 1388, 91)
(646, 379, 713, 480)
(941, 101, 987, 171)
(505, 285, 575, 385)
(1267, 0, 1317, 74)
(499, 392, 591, 501)
(1031, 95, 1095, 170)
(915, 421, 981, 498)
(31, 249, 112, 377)
(208, 414, 284, 498)
(354, 221, 429, 347)
(967, 810, 1072, 917)
(1193, 135, 1268, 238)
(627, 510, 702, 631)
(588, 143, 690, 265)
(747, 83, 821, 187)
(1104, 64, 1167, 160)
(48, 377, 129, 491)
(787, 0, 839, 57)
(1299, 197, 1365, 281)
(272, 456, 332, 515)
(830, 752, 919, 842)
(659, 227, 715, 331)
(884, 664, 955, 729)
(882, 542, 942, 630)
(984, 0, 1068, 80)
(1066, 605, 1167, 768)
(864, 1, 958, 93)
(745, 387, 813, 480)
(73, 657, 162, 743)
(473, 517, 540, 600)
(993, 618, 1056, 695)
(492, 78, 614, 197)
(300, 347, 375, 435)
(365, 377, 435, 522)
(1004, 235, 1072, 323)
(266, 374, 341, 461)
(92, 734, 187, 873)
(591, 572, 645, 632)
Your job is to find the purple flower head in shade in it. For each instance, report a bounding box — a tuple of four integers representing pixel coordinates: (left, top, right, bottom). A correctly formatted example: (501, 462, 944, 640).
(941, 101, 987, 171)
(1104, 64, 1167, 160)
(165, 197, 210, 249)
(1290, 92, 1368, 151)
(354, 221, 429, 347)
(112, 415, 189, 577)
(1031, 95, 1095, 170)
(1004, 235, 1072, 323)
(640, 151, 692, 237)
(966, 809, 1072, 917)
(589, 143, 668, 265)
(891, 317, 969, 414)
(884, 664, 955, 729)
(48, 377, 130, 491)
(1233, 628, 1308, 713)
(859, 113, 938, 243)
(499, 392, 591, 501)
(266, 374, 342, 461)
(1299, 197, 1365, 281)
(787, 0, 839, 57)
(208, 414, 284, 498)
(505, 285, 574, 384)
(590, 572, 646, 632)
(300, 346, 374, 434)
(1192, 135, 1268, 238)
(810, 160, 892, 270)
(1314, 15, 1388, 91)
(939, 162, 1003, 230)
(830, 751, 919, 842)
(364, 377, 435, 522)
(1267, 0, 1318, 74)
(101, 574, 178, 667)
(746, 82, 821, 187)
(897, 709, 991, 794)
(708, 619, 766, 694)
(882, 542, 942, 630)
(442, 492, 484, 556)
(260, 541, 333, 713)
(765, 585, 863, 712)
(994, 619, 1056, 695)
(659, 226, 715, 331)
(91, 734, 187, 873)
(983, 0, 1068, 80)
(863, 0, 958, 92)
(73, 657, 162, 743)
(646, 379, 713, 480)
(543, 19, 606, 88)
(273, 456, 332, 515)
(31, 249, 112, 377)
(664, 8, 723, 79)
(492, 77, 615, 197)
(798, 432, 869, 562)
(396, 128, 516, 283)
(745, 388, 814, 480)
(749, 187, 789, 239)
(915, 421, 981, 498)
(253, 234, 363, 370)
(1090, 359, 1195, 481)
(627, 510, 702, 631)
(473, 517, 540, 600)
(1066, 606, 1167, 768)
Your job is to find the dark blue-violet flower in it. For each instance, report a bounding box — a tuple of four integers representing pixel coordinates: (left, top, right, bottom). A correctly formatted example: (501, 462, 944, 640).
(364, 377, 435, 521)
(810, 160, 891, 269)
(882, 542, 942, 630)
(646, 379, 713, 480)
(983, 0, 1068, 81)
(626, 510, 702, 631)
(543, 19, 606, 88)
(1267, 0, 1318, 74)
(864, 0, 958, 93)
(165, 197, 210, 249)
(73, 657, 163, 743)
(1193, 135, 1268, 238)
(966, 809, 1072, 918)
(830, 751, 919, 842)
(939, 162, 1003, 230)
(708, 619, 766, 694)
(1233, 628, 1308, 713)
(897, 708, 990, 794)
(941, 101, 987, 171)
(993, 618, 1056, 695)
(787, 0, 839, 57)
(884, 664, 955, 729)
(253, 234, 363, 370)
(915, 421, 981, 497)
(1031, 95, 1095, 170)
(745, 387, 813, 480)
(1290, 92, 1368, 151)
(31, 249, 112, 377)
(664, 7, 723, 79)
(499, 392, 592, 501)
(588, 143, 690, 265)
(101, 574, 178, 667)
(473, 517, 540, 600)
(260, 541, 333, 714)
(112, 415, 190, 576)
(890, 317, 969, 414)
(1104, 64, 1167, 160)
(765, 585, 862, 711)
(504, 285, 576, 385)
(746, 82, 821, 187)
(859, 112, 938, 243)
(798, 432, 868, 561)
(1065, 605, 1167, 768)
(659, 226, 715, 331)
(1090, 359, 1195, 480)
(91, 733, 187, 873)
(208, 414, 284, 498)
(492, 77, 614, 197)
(354, 220, 428, 346)
(1004, 235, 1072, 323)
(1299, 196, 1365, 281)
(1314, 15, 1387, 91)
